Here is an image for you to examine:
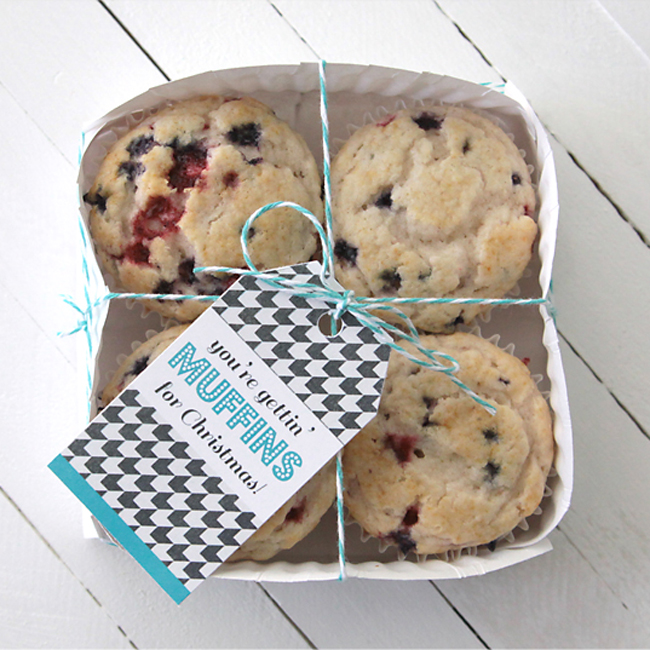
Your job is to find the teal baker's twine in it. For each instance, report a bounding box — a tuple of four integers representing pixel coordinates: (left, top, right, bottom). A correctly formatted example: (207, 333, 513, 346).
(59, 215, 100, 419)
(319, 60, 334, 275)
(197, 201, 515, 413)
(547, 279, 557, 323)
(334, 450, 346, 578)
(319, 60, 346, 580)
(319, 61, 347, 581)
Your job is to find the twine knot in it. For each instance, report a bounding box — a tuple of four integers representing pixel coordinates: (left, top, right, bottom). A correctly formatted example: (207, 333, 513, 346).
(332, 289, 355, 322)
(198, 199, 499, 416)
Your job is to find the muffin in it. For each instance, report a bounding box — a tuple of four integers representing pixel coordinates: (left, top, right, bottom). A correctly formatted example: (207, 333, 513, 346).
(85, 95, 323, 322)
(228, 460, 336, 562)
(100, 327, 335, 562)
(100, 325, 190, 406)
(343, 332, 554, 556)
(331, 106, 537, 333)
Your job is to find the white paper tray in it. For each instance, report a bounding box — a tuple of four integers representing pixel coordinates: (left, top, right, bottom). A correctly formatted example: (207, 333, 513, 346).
(78, 63, 572, 582)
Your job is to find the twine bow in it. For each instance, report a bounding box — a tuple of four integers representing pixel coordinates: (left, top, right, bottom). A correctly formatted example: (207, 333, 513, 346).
(196, 199, 511, 416)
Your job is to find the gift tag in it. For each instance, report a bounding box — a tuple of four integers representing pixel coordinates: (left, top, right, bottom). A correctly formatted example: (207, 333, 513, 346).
(50, 261, 390, 603)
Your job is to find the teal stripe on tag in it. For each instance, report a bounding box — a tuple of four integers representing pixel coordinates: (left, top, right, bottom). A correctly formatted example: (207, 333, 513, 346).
(48, 454, 191, 604)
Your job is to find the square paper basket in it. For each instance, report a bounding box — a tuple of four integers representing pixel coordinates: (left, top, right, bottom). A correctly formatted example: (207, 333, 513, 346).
(76, 62, 573, 583)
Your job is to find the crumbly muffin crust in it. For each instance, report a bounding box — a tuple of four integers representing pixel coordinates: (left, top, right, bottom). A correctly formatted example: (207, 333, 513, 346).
(332, 106, 537, 332)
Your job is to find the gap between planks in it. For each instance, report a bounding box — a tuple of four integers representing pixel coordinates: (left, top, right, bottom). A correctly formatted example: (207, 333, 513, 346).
(97, 0, 170, 81)
(257, 583, 318, 649)
(558, 331, 648, 442)
(556, 524, 630, 612)
(268, 1, 321, 59)
(429, 583, 490, 649)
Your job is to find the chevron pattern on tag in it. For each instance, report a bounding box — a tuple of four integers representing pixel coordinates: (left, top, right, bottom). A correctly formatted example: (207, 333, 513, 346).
(63, 389, 258, 592)
(212, 262, 390, 445)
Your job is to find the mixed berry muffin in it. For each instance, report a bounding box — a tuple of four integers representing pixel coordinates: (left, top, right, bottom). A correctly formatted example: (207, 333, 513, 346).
(343, 332, 554, 556)
(228, 459, 336, 562)
(331, 106, 537, 333)
(85, 96, 323, 322)
(100, 327, 336, 563)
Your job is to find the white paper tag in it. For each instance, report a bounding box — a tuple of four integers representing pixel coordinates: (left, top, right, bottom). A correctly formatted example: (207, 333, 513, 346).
(50, 261, 390, 602)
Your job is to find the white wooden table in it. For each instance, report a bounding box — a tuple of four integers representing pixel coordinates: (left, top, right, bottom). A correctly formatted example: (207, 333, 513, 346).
(1, 1, 649, 647)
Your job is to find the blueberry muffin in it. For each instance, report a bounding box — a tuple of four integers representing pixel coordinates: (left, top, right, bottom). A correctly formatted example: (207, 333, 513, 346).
(343, 332, 554, 556)
(85, 96, 323, 321)
(332, 106, 537, 333)
(100, 327, 335, 562)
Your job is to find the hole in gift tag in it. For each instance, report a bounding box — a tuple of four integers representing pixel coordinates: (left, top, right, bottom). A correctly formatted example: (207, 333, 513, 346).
(318, 313, 344, 337)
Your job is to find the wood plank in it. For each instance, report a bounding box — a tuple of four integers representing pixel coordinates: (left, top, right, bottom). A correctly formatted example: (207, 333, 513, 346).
(105, 0, 318, 78)
(601, 0, 650, 59)
(0, 0, 166, 369)
(263, 578, 485, 649)
(437, 0, 650, 241)
(550, 136, 650, 433)
(0, 490, 132, 649)
(0, 0, 165, 165)
(272, 0, 502, 83)
(439, 528, 646, 648)
(0, 84, 79, 370)
(557, 336, 650, 634)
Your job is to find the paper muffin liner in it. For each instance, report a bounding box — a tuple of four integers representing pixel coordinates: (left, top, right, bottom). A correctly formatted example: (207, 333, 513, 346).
(77, 63, 570, 582)
(341, 322, 557, 564)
